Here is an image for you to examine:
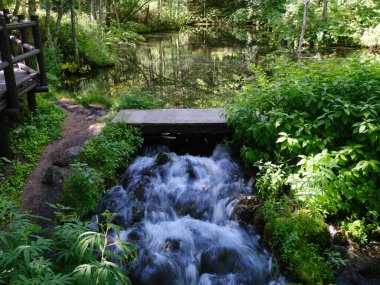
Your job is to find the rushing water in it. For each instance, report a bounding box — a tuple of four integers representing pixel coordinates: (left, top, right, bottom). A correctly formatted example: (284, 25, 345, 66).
(97, 146, 279, 285)
(67, 27, 359, 109)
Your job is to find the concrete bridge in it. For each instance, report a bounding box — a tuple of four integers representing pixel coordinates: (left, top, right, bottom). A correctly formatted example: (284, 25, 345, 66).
(112, 109, 232, 134)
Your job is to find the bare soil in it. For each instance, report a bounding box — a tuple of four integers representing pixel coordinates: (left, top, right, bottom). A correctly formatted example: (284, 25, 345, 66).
(22, 99, 106, 225)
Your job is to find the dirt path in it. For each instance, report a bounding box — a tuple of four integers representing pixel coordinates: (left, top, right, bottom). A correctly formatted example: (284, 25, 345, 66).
(22, 99, 106, 225)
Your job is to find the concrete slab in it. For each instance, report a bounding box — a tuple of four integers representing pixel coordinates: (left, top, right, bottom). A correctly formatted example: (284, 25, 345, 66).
(112, 109, 231, 134)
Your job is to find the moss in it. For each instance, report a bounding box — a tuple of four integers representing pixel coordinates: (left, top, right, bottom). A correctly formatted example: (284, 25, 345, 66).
(262, 204, 333, 284)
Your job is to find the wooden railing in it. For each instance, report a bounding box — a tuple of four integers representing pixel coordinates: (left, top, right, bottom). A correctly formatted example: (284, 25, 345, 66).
(0, 9, 48, 159)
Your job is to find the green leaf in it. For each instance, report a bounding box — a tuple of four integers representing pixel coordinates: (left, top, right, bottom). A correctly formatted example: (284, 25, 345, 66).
(276, 137, 287, 143)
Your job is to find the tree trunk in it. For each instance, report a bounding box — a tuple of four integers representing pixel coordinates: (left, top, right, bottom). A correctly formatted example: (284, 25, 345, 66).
(91, 0, 98, 21)
(78, 0, 82, 15)
(322, 0, 328, 21)
(297, 0, 310, 55)
(0, 0, 4, 10)
(54, 0, 64, 45)
(105, 0, 110, 27)
(70, 0, 79, 63)
(45, 0, 52, 45)
(13, 0, 21, 15)
(99, 0, 105, 32)
(28, 0, 37, 16)
(158, 0, 162, 20)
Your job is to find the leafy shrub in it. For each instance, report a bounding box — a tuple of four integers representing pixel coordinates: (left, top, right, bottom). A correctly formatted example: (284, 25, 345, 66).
(227, 56, 380, 280)
(81, 123, 143, 185)
(114, 89, 164, 110)
(63, 163, 104, 216)
(76, 82, 113, 108)
(11, 98, 65, 162)
(0, 199, 136, 285)
(0, 98, 65, 200)
(227, 57, 380, 224)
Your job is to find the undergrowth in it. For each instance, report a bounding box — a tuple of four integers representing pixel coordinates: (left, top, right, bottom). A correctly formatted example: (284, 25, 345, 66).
(0, 97, 65, 201)
(0, 200, 136, 284)
(227, 55, 380, 283)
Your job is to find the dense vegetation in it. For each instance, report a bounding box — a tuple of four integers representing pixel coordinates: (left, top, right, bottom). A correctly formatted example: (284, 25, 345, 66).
(227, 56, 380, 283)
(0, 97, 65, 201)
(63, 123, 143, 215)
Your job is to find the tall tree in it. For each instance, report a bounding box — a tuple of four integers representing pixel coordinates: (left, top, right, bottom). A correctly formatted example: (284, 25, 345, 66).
(297, 0, 310, 54)
(13, 0, 21, 15)
(0, 0, 4, 10)
(322, 0, 328, 21)
(54, 0, 65, 45)
(45, 0, 53, 45)
(69, 0, 79, 63)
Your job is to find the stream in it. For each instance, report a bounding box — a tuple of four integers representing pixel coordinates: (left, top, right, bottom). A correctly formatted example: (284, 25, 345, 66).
(91, 28, 363, 284)
(97, 146, 279, 285)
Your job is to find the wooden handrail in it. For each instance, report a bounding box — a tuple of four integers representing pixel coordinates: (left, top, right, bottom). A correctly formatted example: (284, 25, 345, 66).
(12, 49, 41, 64)
(6, 21, 36, 30)
(0, 61, 10, 70)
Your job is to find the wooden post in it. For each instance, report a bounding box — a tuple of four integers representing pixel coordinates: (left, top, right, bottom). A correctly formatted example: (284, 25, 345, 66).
(18, 14, 35, 112)
(3, 9, 16, 56)
(0, 16, 19, 110)
(30, 15, 48, 87)
(30, 15, 48, 112)
(0, 111, 12, 159)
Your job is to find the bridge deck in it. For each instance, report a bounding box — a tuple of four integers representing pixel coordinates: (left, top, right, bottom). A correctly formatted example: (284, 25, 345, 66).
(0, 63, 39, 111)
(112, 109, 231, 134)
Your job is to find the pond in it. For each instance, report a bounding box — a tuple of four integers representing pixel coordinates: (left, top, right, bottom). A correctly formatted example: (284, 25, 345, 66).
(65, 27, 358, 109)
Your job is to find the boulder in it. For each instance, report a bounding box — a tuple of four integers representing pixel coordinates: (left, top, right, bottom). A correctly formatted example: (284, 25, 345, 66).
(53, 146, 82, 167)
(200, 247, 240, 275)
(232, 195, 263, 226)
(42, 165, 64, 187)
(333, 231, 350, 246)
(155, 152, 171, 165)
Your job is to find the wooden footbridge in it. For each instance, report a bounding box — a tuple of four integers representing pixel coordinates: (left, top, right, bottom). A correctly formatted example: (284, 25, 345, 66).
(0, 9, 48, 159)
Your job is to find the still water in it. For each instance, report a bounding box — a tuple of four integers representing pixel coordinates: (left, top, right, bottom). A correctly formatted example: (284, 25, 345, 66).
(67, 27, 357, 108)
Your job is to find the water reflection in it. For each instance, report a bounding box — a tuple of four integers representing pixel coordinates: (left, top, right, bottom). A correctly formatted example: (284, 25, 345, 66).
(66, 27, 359, 109)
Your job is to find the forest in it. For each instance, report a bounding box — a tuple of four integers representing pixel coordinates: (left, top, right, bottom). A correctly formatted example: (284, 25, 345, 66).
(0, 0, 379, 284)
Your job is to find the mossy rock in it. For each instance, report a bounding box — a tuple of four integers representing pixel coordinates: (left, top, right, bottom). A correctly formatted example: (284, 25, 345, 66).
(292, 209, 331, 249)
(262, 210, 333, 284)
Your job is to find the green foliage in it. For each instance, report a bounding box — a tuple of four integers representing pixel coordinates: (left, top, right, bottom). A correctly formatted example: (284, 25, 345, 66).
(81, 123, 143, 185)
(0, 98, 65, 200)
(227, 56, 380, 280)
(75, 82, 113, 108)
(262, 203, 333, 283)
(63, 163, 104, 216)
(227, 58, 380, 223)
(114, 89, 164, 110)
(11, 98, 65, 163)
(0, 200, 136, 285)
(73, 211, 137, 285)
(43, 45, 64, 78)
(57, 19, 117, 68)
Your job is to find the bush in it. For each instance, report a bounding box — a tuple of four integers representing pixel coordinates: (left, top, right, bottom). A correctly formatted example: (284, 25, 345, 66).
(0, 199, 136, 285)
(227, 56, 380, 280)
(63, 162, 104, 216)
(81, 123, 143, 185)
(0, 98, 65, 200)
(114, 89, 164, 110)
